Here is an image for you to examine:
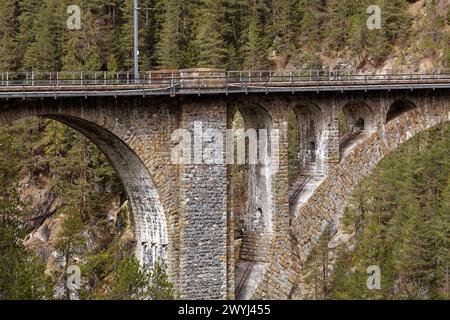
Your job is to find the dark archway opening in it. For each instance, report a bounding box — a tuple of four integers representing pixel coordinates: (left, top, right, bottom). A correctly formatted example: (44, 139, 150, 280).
(386, 99, 417, 123)
(291, 104, 325, 179)
(309, 141, 317, 163)
(355, 118, 365, 132)
(339, 102, 375, 157)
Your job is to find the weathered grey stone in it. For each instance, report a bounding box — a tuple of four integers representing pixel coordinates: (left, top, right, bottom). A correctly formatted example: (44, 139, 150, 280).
(0, 89, 448, 300)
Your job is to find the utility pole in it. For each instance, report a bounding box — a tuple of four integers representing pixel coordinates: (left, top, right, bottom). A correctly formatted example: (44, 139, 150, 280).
(133, 0, 139, 81)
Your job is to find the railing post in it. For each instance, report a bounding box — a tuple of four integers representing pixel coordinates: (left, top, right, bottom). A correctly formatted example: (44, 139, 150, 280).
(171, 72, 175, 96)
(197, 75, 200, 96)
(81, 72, 83, 86)
(104, 72, 107, 85)
(127, 71, 130, 85)
(225, 72, 229, 95)
(6, 72, 9, 87)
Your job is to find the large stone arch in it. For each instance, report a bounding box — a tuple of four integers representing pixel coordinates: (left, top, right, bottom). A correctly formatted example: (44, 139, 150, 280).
(250, 93, 450, 299)
(227, 101, 279, 299)
(0, 97, 175, 274)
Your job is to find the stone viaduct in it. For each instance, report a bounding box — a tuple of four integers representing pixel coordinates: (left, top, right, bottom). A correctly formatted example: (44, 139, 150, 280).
(0, 84, 448, 299)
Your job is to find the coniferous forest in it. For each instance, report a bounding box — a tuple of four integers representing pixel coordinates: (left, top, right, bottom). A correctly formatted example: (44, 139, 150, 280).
(301, 123, 450, 300)
(0, 0, 449, 300)
(0, 0, 449, 72)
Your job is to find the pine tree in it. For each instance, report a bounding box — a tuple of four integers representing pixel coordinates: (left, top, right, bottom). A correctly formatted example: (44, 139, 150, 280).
(302, 224, 333, 299)
(55, 213, 86, 300)
(194, 0, 229, 68)
(325, 0, 357, 52)
(23, 0, 63, 71)
(271, 0, 299, 66)
(16, 0, 41, 70)
(0, 0, 18, 71)
(0, 128, 54, 300)
(83, 9, 102, 71)
(298, 0, 324, 49)
(243, 0, 269, 69)
(157, 0, 185, 68)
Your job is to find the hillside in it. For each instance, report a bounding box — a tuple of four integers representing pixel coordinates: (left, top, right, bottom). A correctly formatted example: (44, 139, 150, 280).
(299, 123, 450, 300)
(0, 0, 448, 73)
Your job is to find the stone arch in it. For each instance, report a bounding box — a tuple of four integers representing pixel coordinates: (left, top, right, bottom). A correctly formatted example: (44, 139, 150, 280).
(291, 103, 326, 176)
(250, 95, 449, 299)
(228, 102, 277, 299)
(232, 103, 275, 256)
(340, 100, 376, 135)
(0, 100, 169, 269)
(338, 101, 376, 158)
(386, 99, 417, 123)
(290, 106, 449, 296)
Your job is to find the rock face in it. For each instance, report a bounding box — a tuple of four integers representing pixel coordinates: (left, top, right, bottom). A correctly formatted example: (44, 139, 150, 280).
(22, 176, 125, 281)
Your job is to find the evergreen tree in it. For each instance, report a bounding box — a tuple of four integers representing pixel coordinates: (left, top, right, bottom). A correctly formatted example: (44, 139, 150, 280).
(243, 0, 270, 69)
(0, 0, 18, 71)
(194, 0, 229, 68)
(298, 0, 324, 49)
(55, 213, 86, 300)
(0, 124, 54, 300)
(23, 0, 63, 71)
(157, 0, 185, 68)
(325, 0, 357, 52)
(329, 123, 450, 300)
(16, 0, 41, 70)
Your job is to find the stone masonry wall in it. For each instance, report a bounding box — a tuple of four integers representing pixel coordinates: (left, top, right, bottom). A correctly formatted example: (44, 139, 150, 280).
(0, 97, 183, 292)
(250, 91, 449, 299)
(1, 90, 448, 300)
(178, 98, 229, 299)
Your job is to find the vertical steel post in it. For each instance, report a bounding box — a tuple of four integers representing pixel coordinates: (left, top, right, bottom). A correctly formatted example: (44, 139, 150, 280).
(133, 0, 139, 82)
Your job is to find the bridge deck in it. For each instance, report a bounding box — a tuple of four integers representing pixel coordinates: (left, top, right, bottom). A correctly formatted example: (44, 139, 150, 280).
(1, 71, 449, 99)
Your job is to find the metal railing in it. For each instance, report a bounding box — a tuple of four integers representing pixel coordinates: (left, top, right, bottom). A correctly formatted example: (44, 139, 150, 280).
(0, 69, 449, 97)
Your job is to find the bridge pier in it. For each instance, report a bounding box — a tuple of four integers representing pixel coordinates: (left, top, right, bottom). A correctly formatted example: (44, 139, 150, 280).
(178, 99, 229, 299)
(0, 86, 448, 300)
